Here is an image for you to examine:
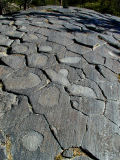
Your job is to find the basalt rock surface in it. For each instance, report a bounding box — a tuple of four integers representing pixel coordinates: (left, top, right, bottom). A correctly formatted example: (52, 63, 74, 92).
(0, 5, 120, 160)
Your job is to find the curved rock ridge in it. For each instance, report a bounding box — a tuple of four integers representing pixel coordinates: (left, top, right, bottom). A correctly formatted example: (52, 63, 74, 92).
(0, 5, 120, 160)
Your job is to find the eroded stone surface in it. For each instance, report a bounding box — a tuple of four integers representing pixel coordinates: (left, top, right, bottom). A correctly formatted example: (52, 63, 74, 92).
(11, 42, 37, 55)
(48, 31, 74, 46)
(0, 65, 14, 80)
(64, 23, 81, 31)
(0, 5, 120, 160)
(38, 46, 52, 53)
(67, 43, 91, 55)
(38, 86, 60, 107)
(3, 71, 41, 90)
(0, 90, 17, 117)
(104, 100, 120, 126)
(5, 30, 24, 38)
(59, 57, 81, 64)
(71, 97, 105, 115)
(22, 130, 43, 151)
(27, 54, 48, 68)
(0, 47, 7, 57)
(11, 44, 28, 54)
(45, 69, 70, 86)
(75, 33, 105, 49)
(67, 84, 97, 98)
(99, 81, 120, 100)
(82, 115, 120, 160)
(1, 54, 26, 69)
(99, 34, 120, 49)
(73, 157, 92, 160)
(0, 35, 13, 47)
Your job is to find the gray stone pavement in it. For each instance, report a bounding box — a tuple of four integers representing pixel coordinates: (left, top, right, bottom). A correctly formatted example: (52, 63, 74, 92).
(0, 5, 120, 160)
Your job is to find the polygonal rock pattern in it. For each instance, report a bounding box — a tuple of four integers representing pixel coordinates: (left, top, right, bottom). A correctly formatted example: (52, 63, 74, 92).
(0, 112, 61, 160)
(0, 5, 120, 160)
(45, 108, 87, 149)
(82, 115, 120, 160)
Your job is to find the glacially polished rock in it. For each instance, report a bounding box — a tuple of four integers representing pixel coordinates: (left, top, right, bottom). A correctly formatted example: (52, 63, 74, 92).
(0, 5, 120, 160)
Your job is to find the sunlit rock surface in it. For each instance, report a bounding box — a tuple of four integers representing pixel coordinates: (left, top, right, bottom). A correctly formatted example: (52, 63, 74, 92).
(0, 5, 120, 160)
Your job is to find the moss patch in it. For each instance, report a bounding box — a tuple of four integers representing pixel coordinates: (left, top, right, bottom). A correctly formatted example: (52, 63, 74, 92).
(6, 135, 13, 160)
(55, 153, 63, 160)
(118, 74, 120, 82)
(55, 147, 87, 160)
(0, 82, 3, 90)
(73, 147, 86, 157)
